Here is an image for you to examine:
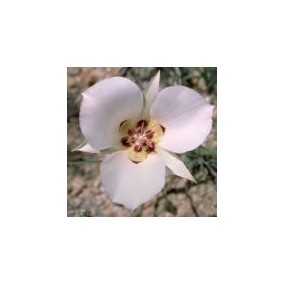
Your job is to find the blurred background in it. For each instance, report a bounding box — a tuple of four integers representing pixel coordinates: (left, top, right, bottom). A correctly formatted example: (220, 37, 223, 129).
(67, 67, 217, 217)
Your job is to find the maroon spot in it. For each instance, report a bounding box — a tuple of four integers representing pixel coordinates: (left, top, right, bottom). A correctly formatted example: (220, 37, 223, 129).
(119, 120, 127, 128)
(128, 129, 135, 136)
(134, 145, 143, 152)
(145, 130, 154, 139)
(160, 124, 166, 133)
(121, 137, 131, 147)
(136, 119, 148, 128)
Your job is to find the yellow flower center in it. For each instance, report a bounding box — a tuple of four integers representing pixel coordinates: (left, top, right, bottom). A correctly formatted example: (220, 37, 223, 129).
(119, 119, 165, 163)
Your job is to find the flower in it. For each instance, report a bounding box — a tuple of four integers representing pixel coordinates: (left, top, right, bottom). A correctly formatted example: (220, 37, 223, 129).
(75, 71, 214, 210)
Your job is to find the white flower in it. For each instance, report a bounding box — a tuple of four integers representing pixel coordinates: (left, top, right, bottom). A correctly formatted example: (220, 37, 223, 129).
(76, 71, 214, 210)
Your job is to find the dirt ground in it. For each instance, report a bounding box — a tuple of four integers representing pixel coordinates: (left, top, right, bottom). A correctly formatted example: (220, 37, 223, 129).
(67, 67, 217, 217)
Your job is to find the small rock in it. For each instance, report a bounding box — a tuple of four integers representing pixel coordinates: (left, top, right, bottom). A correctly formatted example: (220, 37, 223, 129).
(67, 67, 81, 76)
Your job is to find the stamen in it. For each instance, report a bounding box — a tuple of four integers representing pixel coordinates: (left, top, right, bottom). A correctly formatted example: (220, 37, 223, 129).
(119, 119, 165, 163)
(146, 142, 155, 153)
(134, 145, 143, 152)
(145, 130, 154, 139)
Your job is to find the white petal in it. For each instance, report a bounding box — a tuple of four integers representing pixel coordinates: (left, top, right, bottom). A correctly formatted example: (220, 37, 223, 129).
(143, 70, 160, 117)
(157, 148, 196, 183)
(72, 142, 99, 153)
(150, 86, 214, 153)
(80, 77, 143, 150)
(100, 151, 165, 210)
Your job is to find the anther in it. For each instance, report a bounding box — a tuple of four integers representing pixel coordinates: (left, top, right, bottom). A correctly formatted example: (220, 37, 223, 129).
(145, 130, 154, 139)
(146, 142, 155, 153)
(134, 145, 143, 152)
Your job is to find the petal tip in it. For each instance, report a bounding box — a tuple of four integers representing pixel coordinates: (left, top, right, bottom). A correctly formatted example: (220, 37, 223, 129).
(72, 142, 99, 153)
(186, 172, 197, 183)
(156, 69, 161, 77)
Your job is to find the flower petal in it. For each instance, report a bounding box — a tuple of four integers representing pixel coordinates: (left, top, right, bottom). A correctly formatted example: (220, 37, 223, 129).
(157, 148, 196, 182)
(143, 70, 160, 117)
(72, 142, 99, 153)
(80, 77, 143, 150)
(150, 86, 214, 153)
(100, 151, 165, 210)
